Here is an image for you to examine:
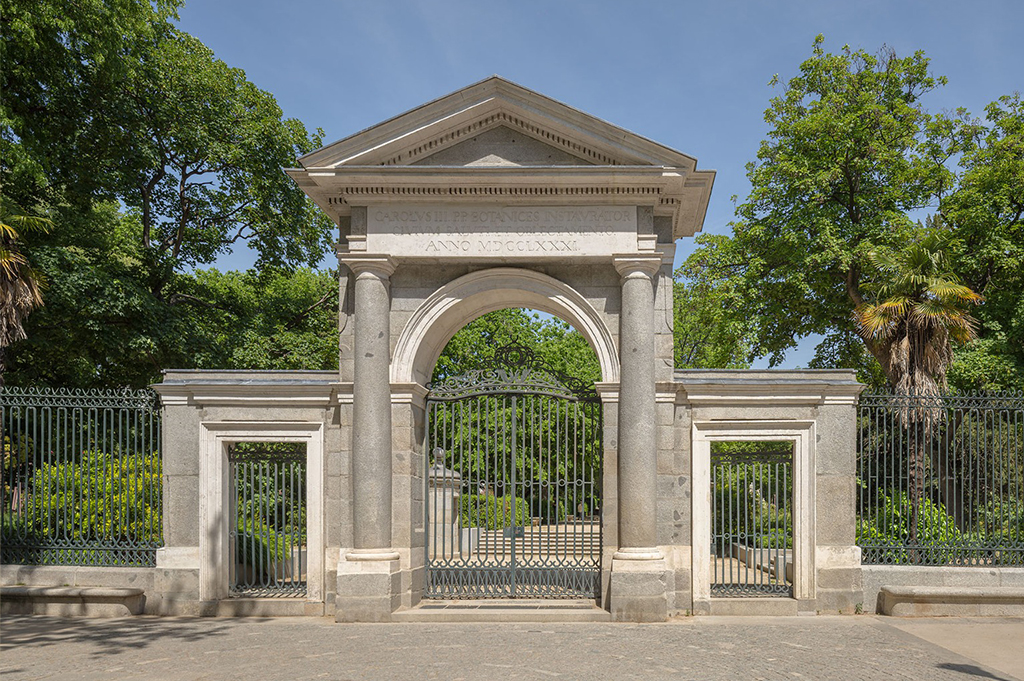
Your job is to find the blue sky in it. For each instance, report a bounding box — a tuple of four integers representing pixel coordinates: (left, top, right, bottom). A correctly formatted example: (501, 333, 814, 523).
(176, 0, 1024, 367)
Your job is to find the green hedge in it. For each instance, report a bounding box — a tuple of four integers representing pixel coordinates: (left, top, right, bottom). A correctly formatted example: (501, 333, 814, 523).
(10, 450, 161, 545)
(857, 491, 963, 564)
(235, 518, 296, 574)
(459, 493, 530, 530)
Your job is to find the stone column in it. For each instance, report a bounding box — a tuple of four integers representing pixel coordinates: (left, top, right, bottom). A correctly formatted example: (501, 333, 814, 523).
(609, 254, 670, 621)
(336, 254, 401, 622)
(614, 255, 662, 557)
(350, 256, 396, 555)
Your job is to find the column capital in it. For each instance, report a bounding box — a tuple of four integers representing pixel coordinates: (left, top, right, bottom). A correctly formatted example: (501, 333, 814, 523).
(342, 254, 396, 280)
(613, 254, 662, 281)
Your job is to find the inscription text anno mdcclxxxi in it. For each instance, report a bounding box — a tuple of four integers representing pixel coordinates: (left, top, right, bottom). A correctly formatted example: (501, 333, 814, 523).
(366, 205, 637, 258)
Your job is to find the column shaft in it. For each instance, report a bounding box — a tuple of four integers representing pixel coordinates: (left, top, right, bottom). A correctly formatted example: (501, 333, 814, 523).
(616, 259, 659, 550)
(351, 260, 395, 551)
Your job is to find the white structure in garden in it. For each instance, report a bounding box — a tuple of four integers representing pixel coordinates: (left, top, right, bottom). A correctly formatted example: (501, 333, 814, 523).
(152, 78, 864, 621)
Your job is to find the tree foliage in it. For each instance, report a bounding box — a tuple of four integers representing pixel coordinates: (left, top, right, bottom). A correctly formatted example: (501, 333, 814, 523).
(853, 232, 981, 395)
(0, 201, 51, 381)
(943, 94, 1024, 390)
(678, 36, 1021, 389)
(1, 0, 336, 386)
(432, 309, 601, 386)
(673, 237, 752, 369)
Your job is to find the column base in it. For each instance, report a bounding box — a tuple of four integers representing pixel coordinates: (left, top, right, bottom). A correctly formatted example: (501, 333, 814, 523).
(609, 552, 670, 622)
(335, 550, 401, 623)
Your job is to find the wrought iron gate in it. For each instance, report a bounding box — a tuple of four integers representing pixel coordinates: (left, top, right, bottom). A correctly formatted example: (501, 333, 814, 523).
(229, 443, 307, 598)
(424, 345, 602, 599)
(711, 443, 794, 597)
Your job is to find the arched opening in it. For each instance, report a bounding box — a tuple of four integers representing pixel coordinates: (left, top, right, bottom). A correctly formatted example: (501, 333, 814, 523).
(391, 267, 619, 387)
(422, 306, 605, 600)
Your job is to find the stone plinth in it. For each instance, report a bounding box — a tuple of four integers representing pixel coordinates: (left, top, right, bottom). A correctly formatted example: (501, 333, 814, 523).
(427, 456, 462, 560)
(608, 554, 671, 622)
(335, 552, 402, 623)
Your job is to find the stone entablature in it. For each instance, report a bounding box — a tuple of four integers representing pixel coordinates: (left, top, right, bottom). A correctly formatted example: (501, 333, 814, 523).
(362, 204, 639, 260)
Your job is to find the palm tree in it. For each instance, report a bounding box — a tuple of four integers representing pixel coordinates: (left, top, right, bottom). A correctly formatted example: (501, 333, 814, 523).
(854, 232, 982, 395)
(0, 203, 52, 385)
(853, 231, 982, 552)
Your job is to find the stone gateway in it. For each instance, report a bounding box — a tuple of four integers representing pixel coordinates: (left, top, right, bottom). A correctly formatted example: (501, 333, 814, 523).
(153, 77, 864, 621)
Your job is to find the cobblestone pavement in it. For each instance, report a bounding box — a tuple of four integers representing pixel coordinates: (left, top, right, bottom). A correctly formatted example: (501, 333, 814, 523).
(1, 615, 1022, 681)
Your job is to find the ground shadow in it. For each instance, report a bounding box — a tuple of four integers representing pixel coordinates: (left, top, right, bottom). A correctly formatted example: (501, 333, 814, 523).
(937, 662, 1017, 681)
(0, 616, 240, 659)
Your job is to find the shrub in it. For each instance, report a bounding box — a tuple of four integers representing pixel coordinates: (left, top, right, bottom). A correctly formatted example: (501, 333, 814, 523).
(857, 491, 962, 563)
(460, 493, 530, 530)
(235, 518, 299, 577)
(15, 450, 162, 546)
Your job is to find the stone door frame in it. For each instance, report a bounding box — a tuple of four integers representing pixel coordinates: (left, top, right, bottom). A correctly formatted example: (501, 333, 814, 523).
(691, 420, 816, 610)
(198, 421, 326, 603)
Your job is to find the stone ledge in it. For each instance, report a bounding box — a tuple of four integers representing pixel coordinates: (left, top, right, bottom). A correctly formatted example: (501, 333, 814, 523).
(215, 598, 324, 617)
(879, 586, 1024, 617)
(708, 598, 799, 616)
(1, 586, 145, 617)
(393, 601, 610, 623)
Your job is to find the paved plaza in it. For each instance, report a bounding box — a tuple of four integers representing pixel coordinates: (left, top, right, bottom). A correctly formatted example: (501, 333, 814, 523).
(1, 615, 1021, 681)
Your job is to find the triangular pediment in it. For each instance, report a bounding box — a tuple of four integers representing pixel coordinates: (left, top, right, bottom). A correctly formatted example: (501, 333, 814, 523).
(288, 76, 716, 240)
(411, 125, 593, 167)
(298, 76, 698, 170)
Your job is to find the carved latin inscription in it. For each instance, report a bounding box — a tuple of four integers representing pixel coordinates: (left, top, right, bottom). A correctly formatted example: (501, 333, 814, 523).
(366, 205, 637, 257)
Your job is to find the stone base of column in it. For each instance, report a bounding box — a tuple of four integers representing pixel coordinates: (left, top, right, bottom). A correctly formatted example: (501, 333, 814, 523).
(608, 550, 670, 622)
(335, 550, 401, 623)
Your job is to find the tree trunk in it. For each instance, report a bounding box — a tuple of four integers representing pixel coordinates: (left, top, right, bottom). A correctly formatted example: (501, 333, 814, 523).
(907, 418, 925, 563)
(932, 410, 965, 531)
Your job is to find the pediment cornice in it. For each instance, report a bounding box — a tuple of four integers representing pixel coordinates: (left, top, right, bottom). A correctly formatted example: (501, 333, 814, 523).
(299, 77, 698, 170)
(288, 77, 715, 240)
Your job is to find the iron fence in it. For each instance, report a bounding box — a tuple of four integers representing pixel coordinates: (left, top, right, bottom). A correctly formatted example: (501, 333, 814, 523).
(1, 386, 163, 567)
(857, 390, 1024, 566)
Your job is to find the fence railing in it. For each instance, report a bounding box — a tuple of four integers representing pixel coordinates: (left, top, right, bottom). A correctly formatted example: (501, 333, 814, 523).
(857, 390, 1024, 566)
(1, 386, 163, 567)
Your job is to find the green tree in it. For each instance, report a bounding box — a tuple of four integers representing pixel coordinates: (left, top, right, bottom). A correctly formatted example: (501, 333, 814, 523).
(1, 0, 181, 209)
(852, 232, 982, 545)
(2, 0, 335, 386)
(673, 234, 753, 369)
(184, 268, 339, 372)
(942, 94, 1024, 391)
(686, 37, 957, 384)
(853, 232, 982, 395)
(0, 202, 52, 383)
(432, 309, 600, 386)
(110, 28, 331, 288)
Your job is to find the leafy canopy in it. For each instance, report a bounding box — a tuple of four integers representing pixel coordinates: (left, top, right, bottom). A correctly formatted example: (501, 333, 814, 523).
(676, 36, 1023, 390)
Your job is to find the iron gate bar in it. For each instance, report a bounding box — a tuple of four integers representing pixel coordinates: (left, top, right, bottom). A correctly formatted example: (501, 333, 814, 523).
(711, 446, 794, 598)
(228, 443, 307, 598)
(424, 344, 602, 599)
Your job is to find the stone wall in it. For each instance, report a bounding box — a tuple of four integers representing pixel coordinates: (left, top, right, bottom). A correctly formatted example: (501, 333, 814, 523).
(861, 565, 1024, 614)
(152, 371, 340, 616)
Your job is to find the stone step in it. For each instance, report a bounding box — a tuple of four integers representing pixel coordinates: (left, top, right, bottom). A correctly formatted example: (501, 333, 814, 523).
(393, 599, 611, 622)
(215, 598, 325, 617)
(0, 586, 145, 617)
(708, 597, 800, 616)
(879, 586, 1024, 617)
